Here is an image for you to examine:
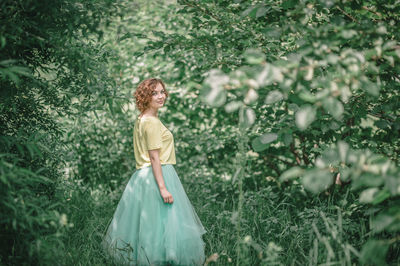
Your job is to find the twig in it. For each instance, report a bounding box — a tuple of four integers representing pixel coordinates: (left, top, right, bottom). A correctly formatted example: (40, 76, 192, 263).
(362, 6, 382, 18)
(290, 142, 302, 165)
(388, 235, 400, 245)
(336, 6, 360, 24)
(299, 135, 310, 165)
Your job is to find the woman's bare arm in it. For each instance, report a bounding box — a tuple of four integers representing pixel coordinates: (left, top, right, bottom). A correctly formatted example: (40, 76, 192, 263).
(148, 149, 174, 204)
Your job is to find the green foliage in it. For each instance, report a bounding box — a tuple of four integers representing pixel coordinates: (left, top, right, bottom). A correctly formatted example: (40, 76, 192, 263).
(136, 0, 400, 264)
(0, 154, 70, 264)
(54, 179, 118, 265)
(0, 0, 121, 263)
(2, 0, 400, 264)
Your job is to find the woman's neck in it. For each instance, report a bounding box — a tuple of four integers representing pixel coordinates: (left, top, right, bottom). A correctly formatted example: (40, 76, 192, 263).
(140, 108, 158, 118)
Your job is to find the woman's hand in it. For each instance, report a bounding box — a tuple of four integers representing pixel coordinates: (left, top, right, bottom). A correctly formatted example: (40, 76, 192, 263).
(148, 149, 173, 204)
(160, 187, 174, 204)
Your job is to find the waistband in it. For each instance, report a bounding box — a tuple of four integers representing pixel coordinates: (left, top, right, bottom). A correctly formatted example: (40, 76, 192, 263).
(136, 163, 174, 171)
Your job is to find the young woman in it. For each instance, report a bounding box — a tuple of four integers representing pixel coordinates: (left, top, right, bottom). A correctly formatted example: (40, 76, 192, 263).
(102, 78, 206, 265)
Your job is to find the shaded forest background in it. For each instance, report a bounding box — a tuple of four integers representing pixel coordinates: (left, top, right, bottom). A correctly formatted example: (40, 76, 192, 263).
(1, 0, 399, 265)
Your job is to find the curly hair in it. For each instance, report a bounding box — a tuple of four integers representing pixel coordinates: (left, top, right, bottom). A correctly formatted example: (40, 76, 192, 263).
(133, 78, 169, 113)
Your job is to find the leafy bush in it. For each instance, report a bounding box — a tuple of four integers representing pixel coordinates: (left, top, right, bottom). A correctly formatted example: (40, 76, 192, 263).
(0, 0, 120, 263)
(2, 0, 399, 264)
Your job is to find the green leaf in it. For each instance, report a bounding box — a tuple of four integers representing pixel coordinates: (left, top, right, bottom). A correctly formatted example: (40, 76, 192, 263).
(315, 88, 330, 100)
(339, 167, 352, 182)
(359, 187, 379, 203)
(0, 68, 20, 84)
(279, 166, 304, 182)
(251, 137, 267, 152)
(282, 131, 293, 146)
(363, 80, 380, 96)
(282, 0, 298, 9)
(301, 169, 332, 193)
(360, 239, 389, 265)
(257, 64, 283, 86)
(341, 30, 357, 39)
(374, 120, 390, 130)
(371, 189, 391, 205)
(360, 116, 375, 128)
(0, 174, 10, 186)
(322, 97, 344, 121)
(265, 90, 283, 104)
(0, 59, 18, 66)
(298, 90, 316, 103)
(239, 107, 256, 128)
(295, 105, 316, 131)
(0, 36, 5, 48)
(243, 49, 265, 65)
(320, 0, 334, 8)
(337, 141, 349, 163)
(241, 5, 255, 17)
(107, 98, 114, 116)
(371, 213, 395, 233)
(251, 132, 277, 152)
(8, 66, 32, 77)
(318, 148, 340, 167)
(385, 175, 400, 196)
(260, 133, 278, 144)
(256, 6, 268, 18)
(224, 101, 243, 113)
(352, 173, 384, 190)
(201, 69, 228, 107)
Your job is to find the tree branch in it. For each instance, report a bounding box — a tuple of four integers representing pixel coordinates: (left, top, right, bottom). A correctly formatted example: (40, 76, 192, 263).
(362, 6, 382, 18)
(290, 142, 302, 165)
(336, 6, 360, 24)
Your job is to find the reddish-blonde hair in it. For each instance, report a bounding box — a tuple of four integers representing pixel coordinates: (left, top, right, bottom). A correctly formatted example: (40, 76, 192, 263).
(133, 78, 169, 113)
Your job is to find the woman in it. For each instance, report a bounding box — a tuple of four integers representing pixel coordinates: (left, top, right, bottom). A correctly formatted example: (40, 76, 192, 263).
(102, 78, 206, 265)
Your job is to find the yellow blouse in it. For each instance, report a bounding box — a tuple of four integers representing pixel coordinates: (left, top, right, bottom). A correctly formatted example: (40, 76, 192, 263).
(133, 116, 176, 169)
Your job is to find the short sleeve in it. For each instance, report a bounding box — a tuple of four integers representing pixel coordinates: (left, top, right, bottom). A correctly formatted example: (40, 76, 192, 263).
(143, 118, 162, 150)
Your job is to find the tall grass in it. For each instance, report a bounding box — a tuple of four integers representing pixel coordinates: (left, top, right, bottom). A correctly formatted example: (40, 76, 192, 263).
(57, 178, 122, 265)
(181, 167, 371, 265)
(59, 162, 398, 265)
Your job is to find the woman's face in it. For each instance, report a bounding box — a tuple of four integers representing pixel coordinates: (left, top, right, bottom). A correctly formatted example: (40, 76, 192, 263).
(148, 83, 166, 110)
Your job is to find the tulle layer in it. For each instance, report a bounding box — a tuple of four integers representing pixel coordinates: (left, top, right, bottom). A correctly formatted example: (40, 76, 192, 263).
(102, 164, 206, 266)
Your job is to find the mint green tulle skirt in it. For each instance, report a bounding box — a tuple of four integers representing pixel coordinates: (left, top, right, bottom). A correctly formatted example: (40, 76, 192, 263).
(102, 164, 206, 265)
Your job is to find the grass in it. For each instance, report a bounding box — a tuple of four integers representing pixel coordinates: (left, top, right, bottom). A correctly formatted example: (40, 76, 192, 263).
(177, 164, 370, 265)
(57, 179, 121, 265)
(58, 163, 391, 266)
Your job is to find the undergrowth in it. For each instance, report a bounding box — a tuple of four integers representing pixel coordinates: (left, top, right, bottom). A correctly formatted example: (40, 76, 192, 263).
(55, 162, 400, 265)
